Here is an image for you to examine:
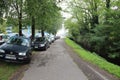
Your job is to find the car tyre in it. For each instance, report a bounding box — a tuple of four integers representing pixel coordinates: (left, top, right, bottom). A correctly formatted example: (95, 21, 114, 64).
(44, 46, 47, 51)
(25, 53, 32, 64)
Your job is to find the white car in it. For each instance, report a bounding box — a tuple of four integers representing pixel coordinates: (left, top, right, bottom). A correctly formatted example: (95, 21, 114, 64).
(49, 34, 55, 42)
(7, 33, 19, 38)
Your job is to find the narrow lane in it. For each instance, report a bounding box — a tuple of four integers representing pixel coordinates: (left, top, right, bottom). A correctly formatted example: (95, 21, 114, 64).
(21, 39, 88, 80)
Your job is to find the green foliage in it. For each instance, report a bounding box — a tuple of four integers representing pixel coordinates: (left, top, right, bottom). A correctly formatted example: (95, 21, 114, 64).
(0, 21, 7, 33)
(66, 0, 120, 60)
(0, 0, 8, 24)
(13, 26, 19, 32)
(65, 18, 80, 40)
(0, 0, 62, 34)
(25, 0, 62, 35)
(0, 62, 22, 80)
(36, 0, 62, 31)
(65, 38, 120, 78)
(47, 12, 63, 34)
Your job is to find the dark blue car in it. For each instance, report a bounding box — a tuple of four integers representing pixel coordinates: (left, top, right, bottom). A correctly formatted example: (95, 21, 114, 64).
(32, 37, 50, 50)
(0, 36, 32, 63)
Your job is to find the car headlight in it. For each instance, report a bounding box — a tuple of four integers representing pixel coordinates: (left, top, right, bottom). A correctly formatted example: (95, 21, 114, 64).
(0, 49, 5, 53)
(40, 44, 45, 47)
(19, 52, 26, 56)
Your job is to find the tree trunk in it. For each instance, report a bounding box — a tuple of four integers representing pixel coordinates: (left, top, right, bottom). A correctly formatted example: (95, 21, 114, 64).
(19, 12, 22, 36)
(93, 15, 99, 24)
(105, 0, 111, 23)
(93, 1, 99, 25)
(106, 0, 110, 9)
(41, 29, 44, 37)
(19, 0, 23, 36)
(31, 16, 35, 40)
(91, 1, 99, 28)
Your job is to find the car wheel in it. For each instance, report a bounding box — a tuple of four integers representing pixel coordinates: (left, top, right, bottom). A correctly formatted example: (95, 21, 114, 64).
(26, 54, 32, 64)
(44, 46, 47, 51)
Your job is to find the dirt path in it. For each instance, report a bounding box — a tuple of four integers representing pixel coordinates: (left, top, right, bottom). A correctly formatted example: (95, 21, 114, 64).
(21, 39, 88, 80)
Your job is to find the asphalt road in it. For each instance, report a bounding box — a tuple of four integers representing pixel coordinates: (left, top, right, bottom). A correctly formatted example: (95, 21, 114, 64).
(21, 39, 119, 80)
(21, 39, 88, 80)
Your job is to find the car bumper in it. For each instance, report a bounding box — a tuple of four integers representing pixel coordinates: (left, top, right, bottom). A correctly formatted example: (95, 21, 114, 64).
(0, 55, 31, 63)
(32, 45, 46, 50)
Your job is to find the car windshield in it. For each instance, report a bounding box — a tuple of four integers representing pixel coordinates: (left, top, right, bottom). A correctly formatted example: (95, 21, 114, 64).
(7, 37, 29, 46)
(35, 37, 45, 42)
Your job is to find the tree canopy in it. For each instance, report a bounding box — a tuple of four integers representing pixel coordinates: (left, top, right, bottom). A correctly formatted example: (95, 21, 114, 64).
(0, 0, 62, 37)
(65, 0, 120, 64)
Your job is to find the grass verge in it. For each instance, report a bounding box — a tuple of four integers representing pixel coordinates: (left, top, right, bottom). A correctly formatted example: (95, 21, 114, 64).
(0, 61, 23, 80)
(65, 38, 120, 78)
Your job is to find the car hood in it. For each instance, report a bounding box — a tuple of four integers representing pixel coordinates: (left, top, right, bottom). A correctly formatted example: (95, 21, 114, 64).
(0, 43, 28, 52)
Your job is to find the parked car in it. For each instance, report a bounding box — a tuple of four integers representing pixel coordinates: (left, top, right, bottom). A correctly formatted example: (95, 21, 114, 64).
(32, 37, 50, 50)
(0, 36, 32, 63)
(46, 36, 52, 44)
(0, 34, 9, 45)
(7, 33, 19, 38)
(50, 34, 55, 43)
(55, 36, 60, 40)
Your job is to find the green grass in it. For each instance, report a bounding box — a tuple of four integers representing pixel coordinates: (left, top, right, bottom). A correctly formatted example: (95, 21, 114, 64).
(0, 62, 22, 80)
(65, 38, 120, 78)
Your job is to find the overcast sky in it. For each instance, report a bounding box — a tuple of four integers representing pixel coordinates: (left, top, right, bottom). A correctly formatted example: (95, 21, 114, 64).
(58, 0, 72, 19)
(56, 1, 71, 37)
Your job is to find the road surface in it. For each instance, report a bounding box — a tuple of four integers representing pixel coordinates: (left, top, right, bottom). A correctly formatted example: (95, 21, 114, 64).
(21, 39, 119, 80)
(21, 39, 88, 80)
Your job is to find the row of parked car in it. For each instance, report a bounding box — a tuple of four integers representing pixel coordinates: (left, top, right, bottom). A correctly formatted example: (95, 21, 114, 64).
(0, 33, 60, 63)
(32, 33, 57, 50)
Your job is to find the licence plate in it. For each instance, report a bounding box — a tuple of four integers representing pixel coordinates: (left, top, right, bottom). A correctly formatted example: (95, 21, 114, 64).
(35, 46, 38, 48)
(5, 55, 16, 60)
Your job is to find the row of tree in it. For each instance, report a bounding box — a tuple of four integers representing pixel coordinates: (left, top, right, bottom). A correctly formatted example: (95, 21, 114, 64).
(65, 0, 120, 65)
(0, 0, 63, 40)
